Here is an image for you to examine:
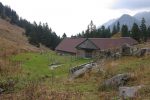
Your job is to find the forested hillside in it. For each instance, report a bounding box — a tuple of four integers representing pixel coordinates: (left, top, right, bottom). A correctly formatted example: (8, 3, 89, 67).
(0, 2, 61, 50)
(0, 17, 43, 56)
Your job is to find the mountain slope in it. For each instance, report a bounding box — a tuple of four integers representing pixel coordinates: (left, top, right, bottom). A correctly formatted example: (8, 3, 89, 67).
(134, 11, 150, 26)
(102, 11, 150, 31)
(102, 19, 116, 28)
(105, 14, 140, 31)
(0, 18, 40, 56)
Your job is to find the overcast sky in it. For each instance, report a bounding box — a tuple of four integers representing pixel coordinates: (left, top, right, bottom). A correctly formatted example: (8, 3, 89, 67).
(0, 0, 150, 36)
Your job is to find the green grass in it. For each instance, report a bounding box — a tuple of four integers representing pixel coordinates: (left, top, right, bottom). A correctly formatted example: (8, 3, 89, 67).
(8, 51, 100, 99)
(5, 52, 150, 99)
(10, 51, 91, 89)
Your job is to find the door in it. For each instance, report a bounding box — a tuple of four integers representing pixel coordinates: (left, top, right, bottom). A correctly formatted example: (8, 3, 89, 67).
(85, 50, 93, 58)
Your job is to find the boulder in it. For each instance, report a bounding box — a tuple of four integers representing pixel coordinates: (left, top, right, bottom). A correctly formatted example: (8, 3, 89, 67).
(122, 44, 132, 56)
(121, 44, 138, 56)
(112, 52, 121, 60)
(119, 85, 143, 99)
(69, 62, 96, 80)
(142, 48, 150, 55)
(135, 48, 149, 57)
(103, 73, 131, 88)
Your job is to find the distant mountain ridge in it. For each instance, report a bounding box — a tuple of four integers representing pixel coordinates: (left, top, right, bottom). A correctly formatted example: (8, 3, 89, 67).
(134, 11, 150, 26)
(102, 19, 116, 28)
(102, 11, 150, 31)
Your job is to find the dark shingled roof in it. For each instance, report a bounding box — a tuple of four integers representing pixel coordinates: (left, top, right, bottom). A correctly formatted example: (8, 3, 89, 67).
(90, 37, 138, 50)
(55, 38, 86, 53)
(55, 37, 138, 53)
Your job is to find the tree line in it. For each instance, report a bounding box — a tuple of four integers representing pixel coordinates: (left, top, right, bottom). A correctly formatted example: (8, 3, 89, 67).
(73, 20, 111, 38)
(0, 2, 61, 50)
(74, 19, 150, 43)
(121, 18, 150, 42)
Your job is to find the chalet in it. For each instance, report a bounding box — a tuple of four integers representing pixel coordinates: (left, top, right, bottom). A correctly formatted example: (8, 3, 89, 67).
(55, 37, 138, 58)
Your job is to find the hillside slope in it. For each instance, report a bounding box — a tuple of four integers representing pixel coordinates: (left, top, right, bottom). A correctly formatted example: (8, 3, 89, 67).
(0, 18, 40, 56)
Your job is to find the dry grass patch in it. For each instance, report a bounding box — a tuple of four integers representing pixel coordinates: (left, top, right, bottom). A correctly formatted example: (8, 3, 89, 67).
(0, 59, 22, 76)
(0, 81, 85, 100)
(0, 18, 41, 57)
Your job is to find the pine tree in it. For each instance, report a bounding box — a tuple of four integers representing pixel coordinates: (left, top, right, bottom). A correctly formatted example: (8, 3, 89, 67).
(88, 20, 96, 32)
(106, 27, 111, 38)
(0, 3, 6, 19)
(121, 25, 130, 37)
(101, 26, 105, 37)
(96, 28, 102, 38)
(117, 21, 120, 32)
(147, 26, 150, 40)
(140, 18, 147, 42)
(131, 23, 140, 42)
(0, 2, 4, 17)
(112, 25, 117, 35)
(62, 33, 67, 39)
(85, 28, 90, 38)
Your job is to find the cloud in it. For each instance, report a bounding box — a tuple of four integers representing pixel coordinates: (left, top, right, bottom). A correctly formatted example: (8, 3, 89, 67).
(112, 0, 150, 9)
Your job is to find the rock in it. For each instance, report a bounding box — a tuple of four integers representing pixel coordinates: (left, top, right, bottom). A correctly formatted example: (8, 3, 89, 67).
(142, 48, 150, 55)
(69, 62, 96, 80)
(134, 48, 150, 57)
(134, 50, 141, 57)
(70, 64, 92, 79)
(0, 87, 4, 94)
(122, 44, 135, 56)
(113, 52, 121, 60)
(139, 48, 146, 56)
(119, 85, 143, 99)
(103, 73, 131, 88)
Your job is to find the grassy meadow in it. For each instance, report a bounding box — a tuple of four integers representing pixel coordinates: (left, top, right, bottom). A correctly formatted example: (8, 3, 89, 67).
(0, 51, 150, 99)
(11, 51, 90, 80)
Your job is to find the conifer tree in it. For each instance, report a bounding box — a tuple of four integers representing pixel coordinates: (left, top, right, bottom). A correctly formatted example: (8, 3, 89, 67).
(131, 23, 140, 42)
(112, 25, 117, 35)
(140, 18, 147, 42)
(147, 26, 150, 39)
(121, 25, 130, 37)
(117, 21, 120, 32)
(62, 33, 67, 39)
